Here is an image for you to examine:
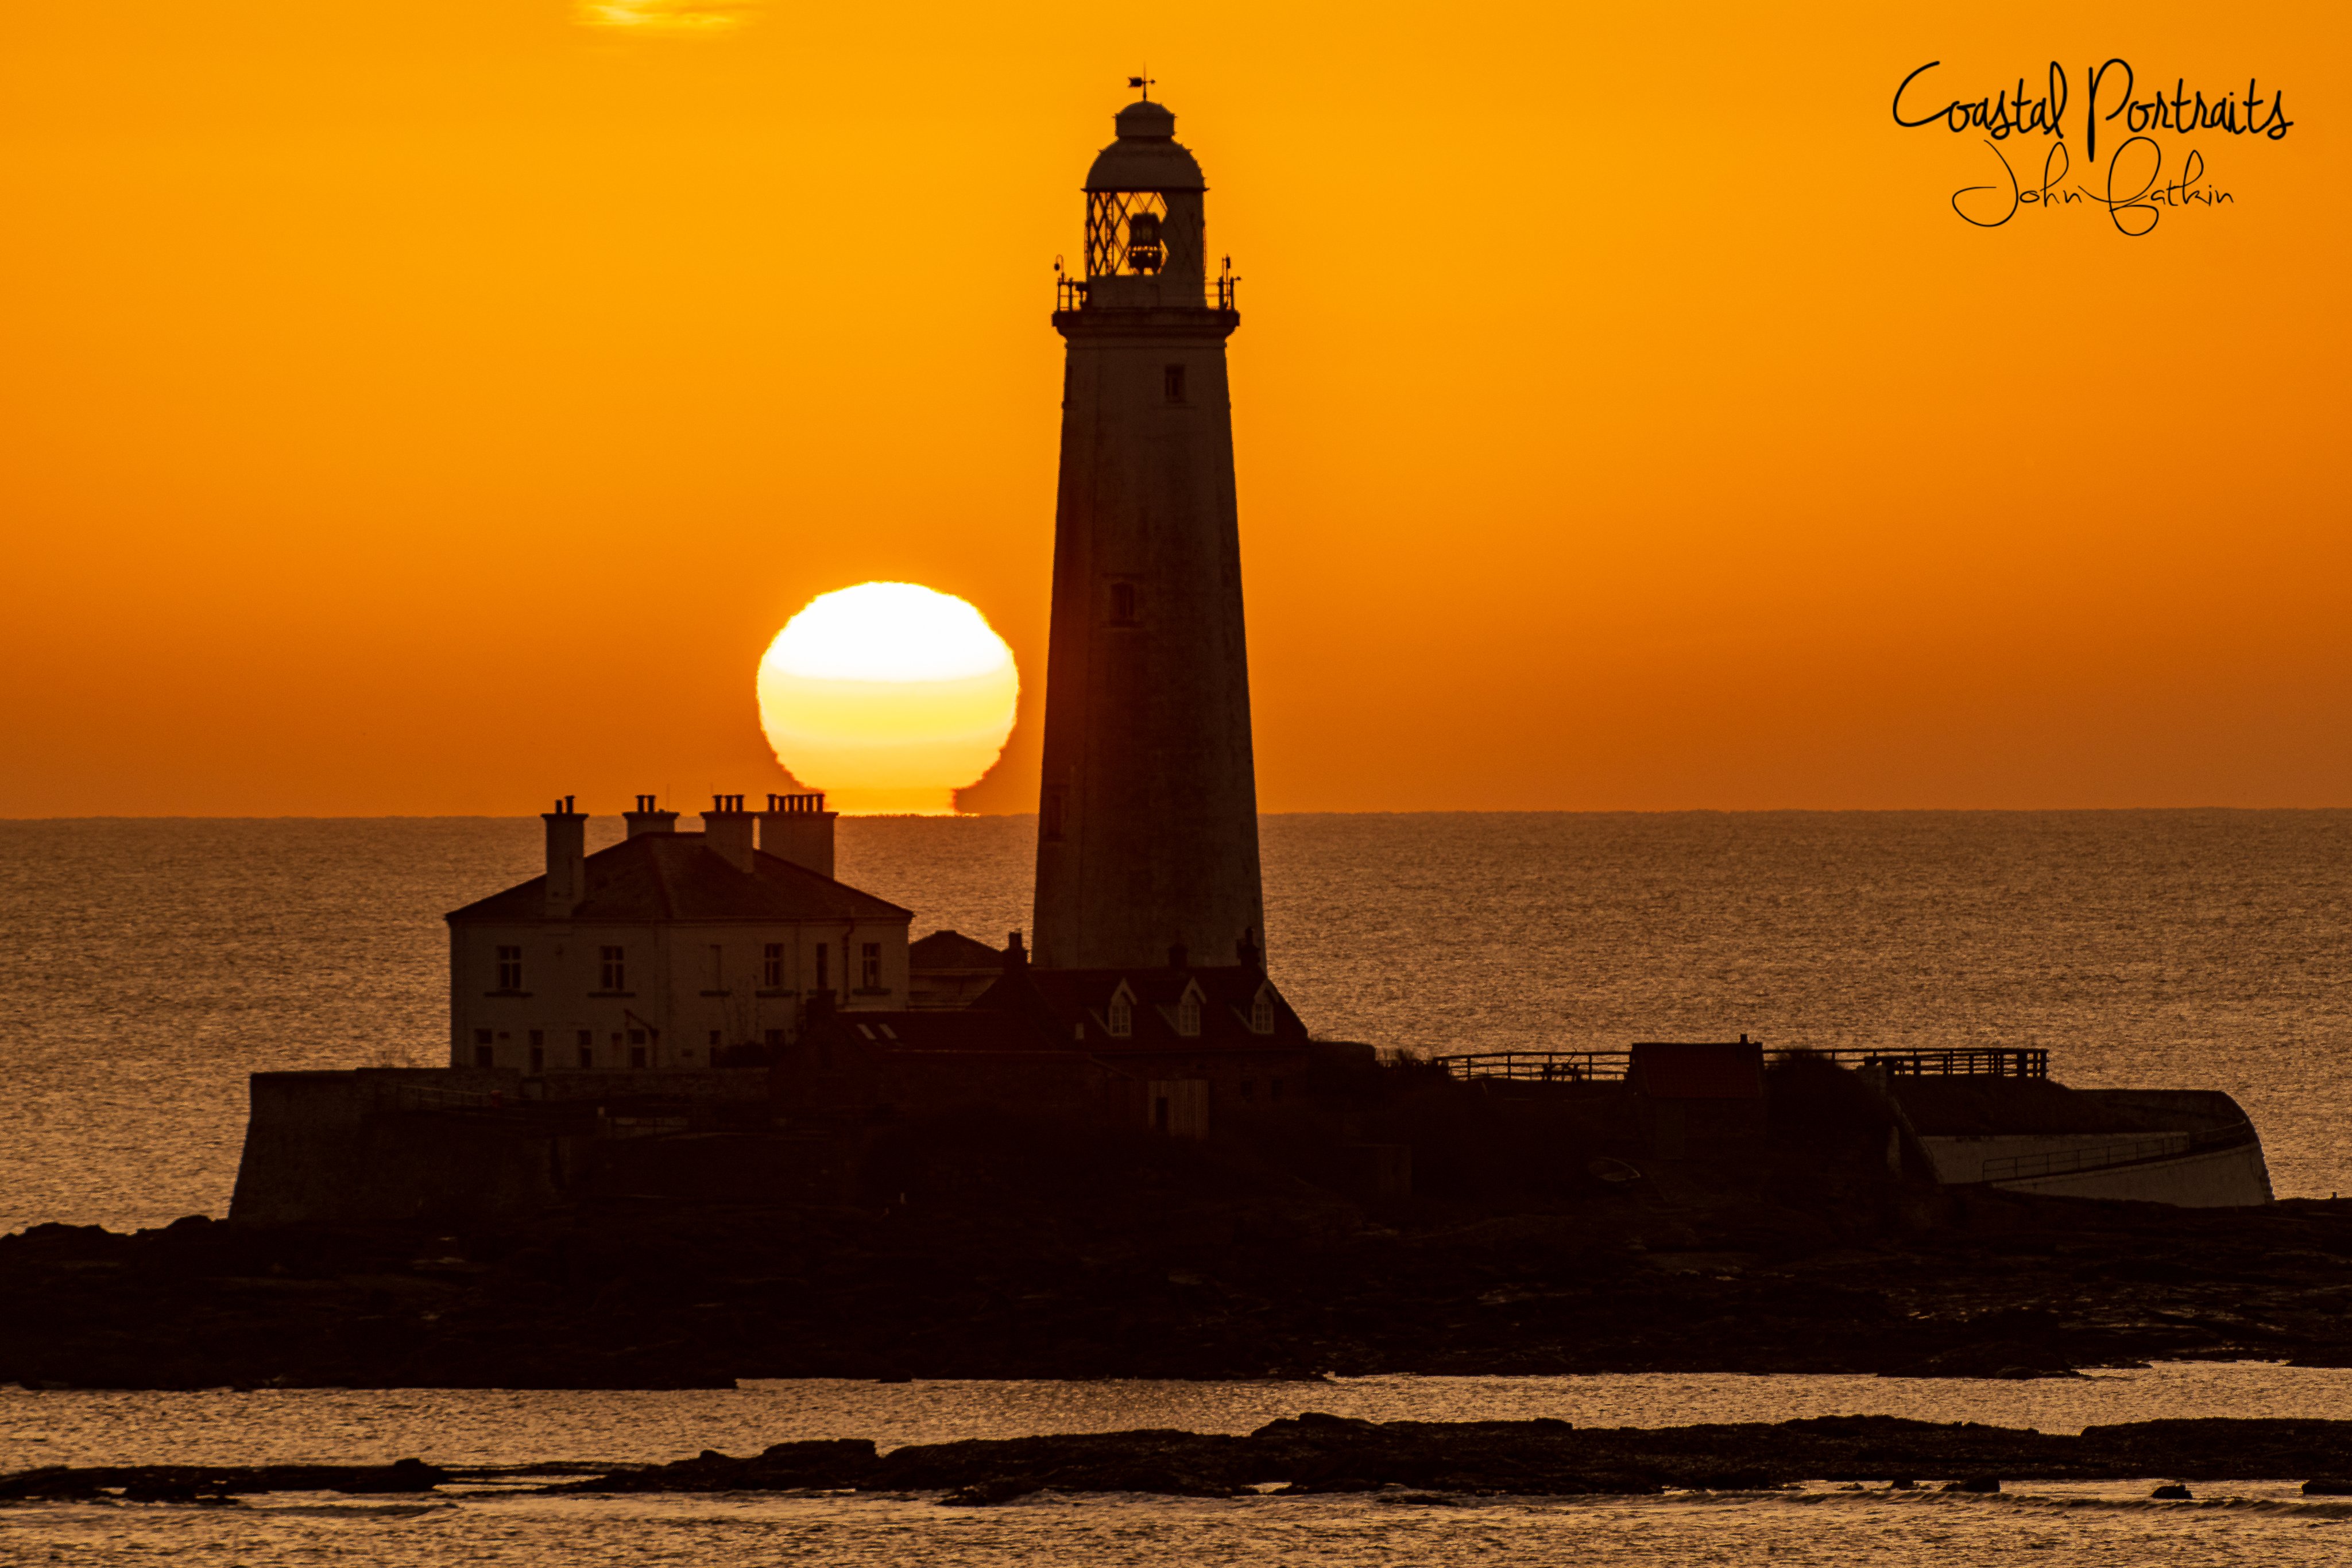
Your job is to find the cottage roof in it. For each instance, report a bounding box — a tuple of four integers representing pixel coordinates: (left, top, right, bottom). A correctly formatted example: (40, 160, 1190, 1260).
(444, 833, 911, 926)
(975, 963, 1306, 1053)
(910, 929, 1005, 971)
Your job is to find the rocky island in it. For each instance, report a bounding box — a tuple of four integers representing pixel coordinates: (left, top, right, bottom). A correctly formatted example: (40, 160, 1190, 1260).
(5, 1057, 2350, 1391)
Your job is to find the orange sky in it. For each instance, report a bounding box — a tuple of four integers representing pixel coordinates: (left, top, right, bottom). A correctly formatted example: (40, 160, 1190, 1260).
(2, 2, 2346, 815)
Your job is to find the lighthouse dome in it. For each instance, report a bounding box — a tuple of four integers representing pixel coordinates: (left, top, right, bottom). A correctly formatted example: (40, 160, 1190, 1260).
(1085, 99, 1206, 192)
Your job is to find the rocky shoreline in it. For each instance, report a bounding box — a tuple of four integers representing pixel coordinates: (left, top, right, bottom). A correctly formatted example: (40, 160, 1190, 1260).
(11, 1081, 2352, 1392)
(11, 1166, 2352, 1389)
(14, 1416, 2352, 1504)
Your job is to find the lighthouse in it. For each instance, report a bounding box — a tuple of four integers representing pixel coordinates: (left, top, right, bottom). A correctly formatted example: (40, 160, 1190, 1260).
(1030, 95, 1267, 973)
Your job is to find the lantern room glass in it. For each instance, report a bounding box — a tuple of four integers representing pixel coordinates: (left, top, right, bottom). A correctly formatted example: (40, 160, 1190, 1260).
(1085, 191, 1178, 279)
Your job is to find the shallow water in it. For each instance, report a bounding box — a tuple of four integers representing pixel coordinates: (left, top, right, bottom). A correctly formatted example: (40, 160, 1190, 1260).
(8, 1364, 2352, 1471)
(5, 812, 2351, 1563)
(11, 1370, 2352, 1566)
(13, 1485, 2352, 1568)
(2, 810, 2347, 1232)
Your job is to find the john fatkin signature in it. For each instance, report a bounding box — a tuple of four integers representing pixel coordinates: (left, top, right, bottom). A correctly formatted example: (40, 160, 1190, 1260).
(1891, 59, 2293, 234)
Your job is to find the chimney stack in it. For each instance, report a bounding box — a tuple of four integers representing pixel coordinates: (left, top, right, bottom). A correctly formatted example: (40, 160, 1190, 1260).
(702, 793, 756, 873)
(758, 791, 837, 879)
(543, 796, 586, 918)
(624, 794, 679, 838)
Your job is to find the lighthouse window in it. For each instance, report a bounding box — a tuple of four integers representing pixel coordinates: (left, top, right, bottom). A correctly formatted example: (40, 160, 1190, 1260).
(763, 943, 784, 988)
(1163, 364, 1186, 402)
(598, 946, 625, 990)
(1042, 785, 1068, 843)
(1110, 582, 1138, 625)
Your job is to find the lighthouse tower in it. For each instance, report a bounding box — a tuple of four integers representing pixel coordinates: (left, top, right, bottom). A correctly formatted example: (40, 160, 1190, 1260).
(1030, 95, 1266, 973)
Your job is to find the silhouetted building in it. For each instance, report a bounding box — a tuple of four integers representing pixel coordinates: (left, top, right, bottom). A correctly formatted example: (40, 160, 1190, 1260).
(1031, 95, 1267, 974)
(907, 929, 1008, 1009)
(777, 934, 1318, 1138)
(444, 793, 908, 1073)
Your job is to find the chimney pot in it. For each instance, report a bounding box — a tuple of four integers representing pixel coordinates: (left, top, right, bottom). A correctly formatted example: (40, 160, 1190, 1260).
(701, 796, 757, 873)
(758, 792, 838, 878)
(542, 798, 587, 917)
(624, 796, 679, 838)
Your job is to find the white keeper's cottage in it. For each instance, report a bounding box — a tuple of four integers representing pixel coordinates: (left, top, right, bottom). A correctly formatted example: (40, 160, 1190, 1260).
(444, 793, 910, 1073)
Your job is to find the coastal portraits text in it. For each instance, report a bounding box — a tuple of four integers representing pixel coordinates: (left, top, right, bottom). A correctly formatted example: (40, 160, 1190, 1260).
(1892, 59, 2294, 234)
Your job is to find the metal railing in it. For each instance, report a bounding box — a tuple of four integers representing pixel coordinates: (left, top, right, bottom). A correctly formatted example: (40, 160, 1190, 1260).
(1432, 1051, 1630, 1083)
(1051, 274, 1240, 313)
(1431, 1046, 2049, 1084)
(1802, 1047, 2048, 1079)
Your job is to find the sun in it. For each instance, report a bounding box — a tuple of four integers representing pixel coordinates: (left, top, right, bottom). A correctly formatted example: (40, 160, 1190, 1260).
(756, 583, 1019, 816)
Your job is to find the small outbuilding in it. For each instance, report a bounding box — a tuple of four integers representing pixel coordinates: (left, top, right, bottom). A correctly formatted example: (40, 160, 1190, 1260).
(777, 937, 1324, 1139)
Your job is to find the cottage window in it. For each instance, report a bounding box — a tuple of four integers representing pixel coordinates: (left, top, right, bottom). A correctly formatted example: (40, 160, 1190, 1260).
(861, 942, 882, 990)
(815, 944, 830, 994)
(578, 1039, 594, 1070)
(1107, 990, 1133, 1037)
(528, 1029, 544, 1072)
(599, 946, 626, 990)
(1176, 989, 1202, 1037)
(496, 946, 523, 990)
(763, 943, 784, 988)
(630, 1046, 647, 1069)
(1250, 989, 1275, 1035)
(706, 944, 724, 992)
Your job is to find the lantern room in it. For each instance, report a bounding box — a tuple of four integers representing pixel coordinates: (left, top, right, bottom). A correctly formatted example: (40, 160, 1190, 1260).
(1068, 98, 1231, 310)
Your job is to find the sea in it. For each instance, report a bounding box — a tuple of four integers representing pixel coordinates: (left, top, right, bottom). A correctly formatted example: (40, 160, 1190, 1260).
(3, 810, 2351, 1564)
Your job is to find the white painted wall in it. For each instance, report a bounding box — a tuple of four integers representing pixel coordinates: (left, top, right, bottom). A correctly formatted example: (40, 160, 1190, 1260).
(1918, 1132, 2274, 1208)
(448, 919, 907, 1072)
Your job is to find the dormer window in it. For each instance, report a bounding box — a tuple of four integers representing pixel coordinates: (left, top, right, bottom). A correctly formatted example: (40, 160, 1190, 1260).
(1175, 985, 1202, 1038)
(1250, 985, 1275, 1036)
(1107, 986, 1134, 1038)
